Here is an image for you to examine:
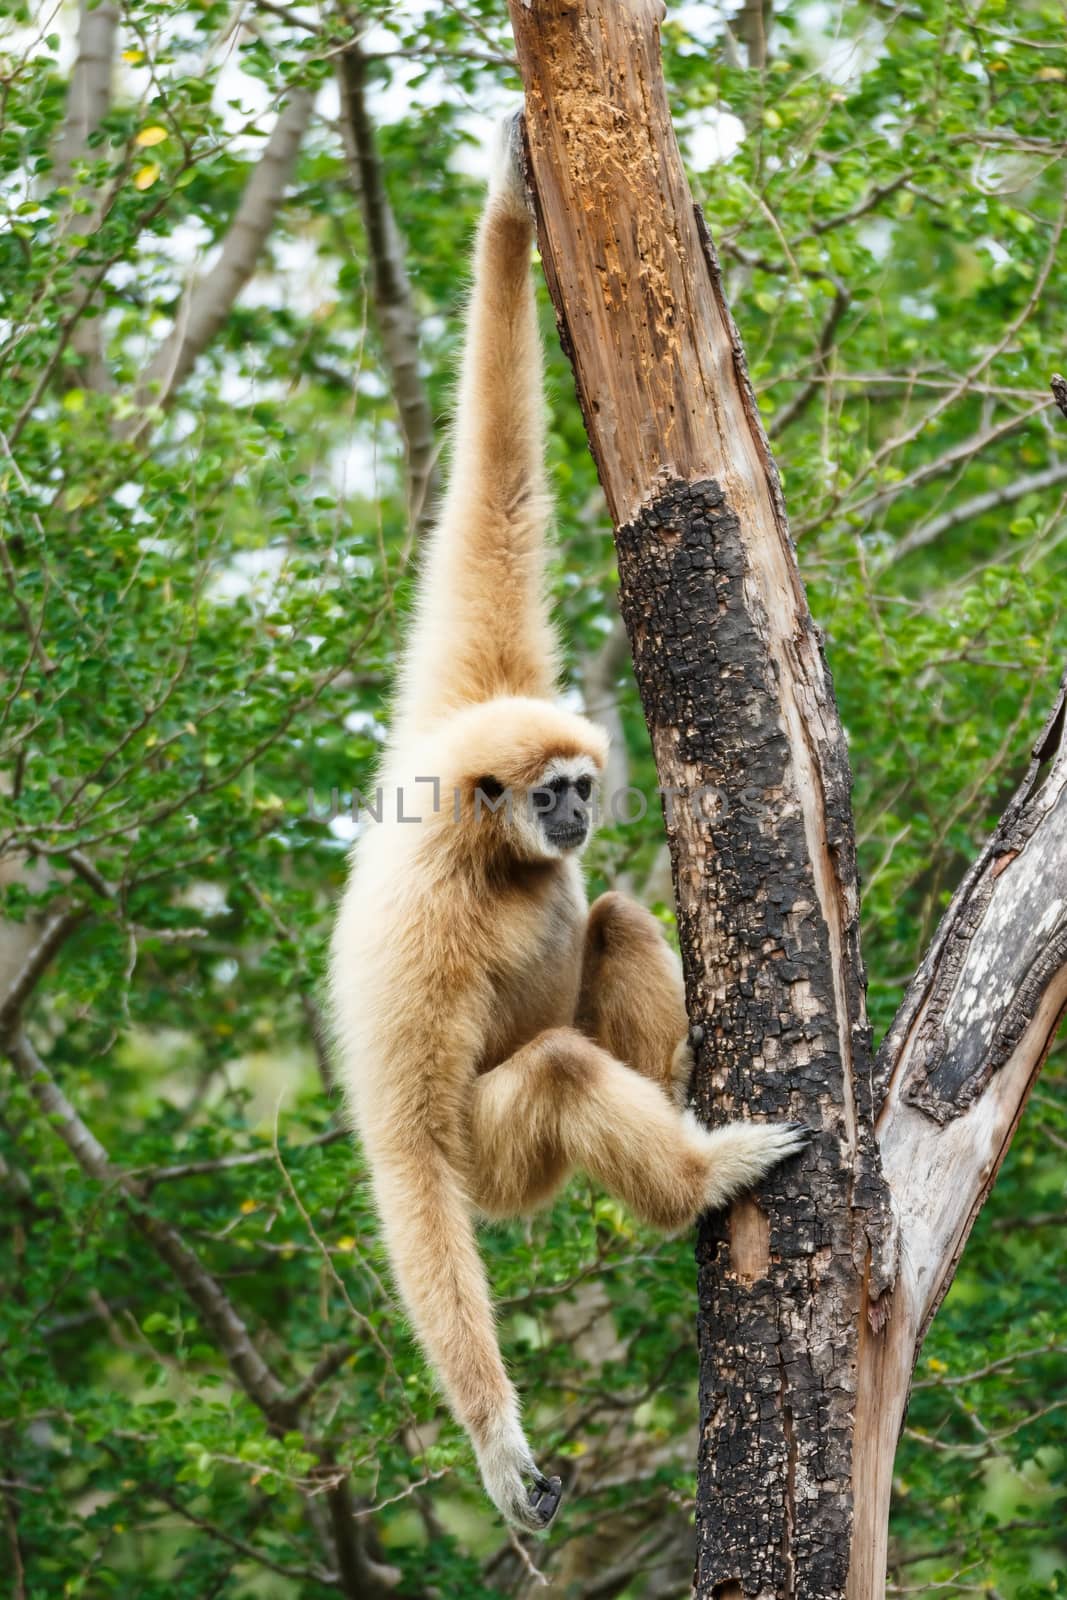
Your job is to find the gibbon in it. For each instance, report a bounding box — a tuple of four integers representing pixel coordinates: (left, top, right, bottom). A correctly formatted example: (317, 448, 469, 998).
(329, 117, 809, 1533)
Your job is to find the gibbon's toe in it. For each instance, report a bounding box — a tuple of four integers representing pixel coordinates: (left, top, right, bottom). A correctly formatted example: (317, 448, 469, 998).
(769, 1121, 814, 1158)
(494, 1466, 562, 1534)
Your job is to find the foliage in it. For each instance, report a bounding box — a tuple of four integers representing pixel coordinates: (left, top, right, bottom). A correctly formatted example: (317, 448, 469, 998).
(0, 1, 1063, 1596)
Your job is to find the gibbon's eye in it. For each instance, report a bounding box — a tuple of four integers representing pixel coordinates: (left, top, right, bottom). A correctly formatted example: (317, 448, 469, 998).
(477, 776, 504, 800)
(575, 775, 592, 802)
(548, 777, 567, 796)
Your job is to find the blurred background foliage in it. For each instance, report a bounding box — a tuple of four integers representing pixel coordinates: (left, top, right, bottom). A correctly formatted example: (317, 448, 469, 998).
(0, 0, 1064, 1595)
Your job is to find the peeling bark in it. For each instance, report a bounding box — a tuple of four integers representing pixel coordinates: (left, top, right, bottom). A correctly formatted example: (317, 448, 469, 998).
(504, 2, 1066, 1595)
(848, 675, 1067, 1598)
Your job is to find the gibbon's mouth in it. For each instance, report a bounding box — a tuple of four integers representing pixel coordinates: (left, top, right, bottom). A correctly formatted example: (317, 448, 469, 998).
(544, 823, 588, 851)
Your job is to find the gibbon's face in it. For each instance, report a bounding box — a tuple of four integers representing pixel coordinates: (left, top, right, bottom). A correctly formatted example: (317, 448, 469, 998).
(473, 754, 599, 862)
(522, 755, 599, 860)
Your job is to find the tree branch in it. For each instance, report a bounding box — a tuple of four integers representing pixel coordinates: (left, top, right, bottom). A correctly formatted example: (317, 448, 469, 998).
(5, 1026, 406, 1598)
(881, 460, 1067, 566)
(849, 671, 1067, 1596)
(138, 1127, 346, 1187)
(6, 1029, 292, 1424)
(125, 88, 314, 432)
(768, 280, 850, 437)
(0, 905, 86, 1040)
(337, 33, 439, 535)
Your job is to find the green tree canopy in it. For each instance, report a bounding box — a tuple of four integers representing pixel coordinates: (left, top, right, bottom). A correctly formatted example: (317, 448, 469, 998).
(0, 2, 1063, 1595)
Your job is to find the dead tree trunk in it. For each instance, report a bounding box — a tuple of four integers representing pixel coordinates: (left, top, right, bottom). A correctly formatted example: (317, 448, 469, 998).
(505, 2, 1067, 1595)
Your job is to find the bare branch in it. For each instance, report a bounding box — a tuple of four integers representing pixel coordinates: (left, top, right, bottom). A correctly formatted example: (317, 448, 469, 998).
(0, 905, 85, 1040)
(138, 1128, 346, 1186)
(882, 460, 1067, 565)
(147, 1482, 340, 1588)
(877, 672, 1067, 1133)
(851, 672, 1067, 1592)
(283, 1339, 359, 1414)
(337, 34, 439, 535)
(6, 1029, 292, 1425)
(768, 280, 850, 436)
(125, 88, 314, 431)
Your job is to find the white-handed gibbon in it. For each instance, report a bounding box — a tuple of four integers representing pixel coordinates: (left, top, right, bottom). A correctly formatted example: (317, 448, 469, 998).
(328, 117, 809, 1532)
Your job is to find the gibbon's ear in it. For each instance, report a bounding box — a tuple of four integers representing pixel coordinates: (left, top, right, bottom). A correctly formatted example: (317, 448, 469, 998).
(476, 776, 505, 800)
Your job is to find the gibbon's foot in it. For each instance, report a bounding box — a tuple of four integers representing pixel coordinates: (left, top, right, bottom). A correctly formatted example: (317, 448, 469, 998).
(697, 1116, 814, 1212)
(476, 1415, 562, 1532)
(527, 1471, 563, 1529)
(785, 1120, 815, 1143)
(489, 108, 532, 220)
(669, 1037, 695, 1109)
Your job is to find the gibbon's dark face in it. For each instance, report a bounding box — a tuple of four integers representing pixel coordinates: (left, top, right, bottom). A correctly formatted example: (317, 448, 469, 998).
(529, 769, 595, 852)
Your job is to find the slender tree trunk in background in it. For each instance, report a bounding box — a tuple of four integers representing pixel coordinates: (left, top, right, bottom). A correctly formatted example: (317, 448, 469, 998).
(505, 2, 1067, 1595)
(338, 35, 440, 536)
(51, 0, 120, 393)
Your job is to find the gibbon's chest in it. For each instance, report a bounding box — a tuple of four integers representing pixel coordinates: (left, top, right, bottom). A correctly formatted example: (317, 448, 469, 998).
(477, 867, 586, 1072)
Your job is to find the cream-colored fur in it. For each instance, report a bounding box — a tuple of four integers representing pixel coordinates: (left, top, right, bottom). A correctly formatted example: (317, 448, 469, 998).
(329, 117, 808, 1532)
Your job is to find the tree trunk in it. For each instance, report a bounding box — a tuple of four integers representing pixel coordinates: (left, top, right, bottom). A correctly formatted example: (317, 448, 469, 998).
(504, 2, 1067, 1595)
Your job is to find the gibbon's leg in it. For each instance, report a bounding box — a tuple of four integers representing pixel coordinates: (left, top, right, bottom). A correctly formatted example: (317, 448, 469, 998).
(468, 1028, 809, 1231)
(462, 1035, 806, 1525)
(393, 114, 559, 735)
(575, 891, 693, 1107)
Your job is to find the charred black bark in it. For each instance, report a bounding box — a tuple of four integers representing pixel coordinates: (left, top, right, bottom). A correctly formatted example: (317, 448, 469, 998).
(614, 479, 879, 1599)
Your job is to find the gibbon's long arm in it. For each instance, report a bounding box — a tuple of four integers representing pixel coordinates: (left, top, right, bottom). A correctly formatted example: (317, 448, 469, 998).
(393, 119, 557, 736)
(367, 1106, 554, 1531)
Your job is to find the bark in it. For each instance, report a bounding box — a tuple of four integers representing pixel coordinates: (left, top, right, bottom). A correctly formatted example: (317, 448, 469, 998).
(338, 36, 440, 535)
(505, 2, 1066, 1595)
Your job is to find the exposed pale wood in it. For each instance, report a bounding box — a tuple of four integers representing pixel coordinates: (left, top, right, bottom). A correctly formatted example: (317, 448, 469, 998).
(849, 676, 1067, 1599)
